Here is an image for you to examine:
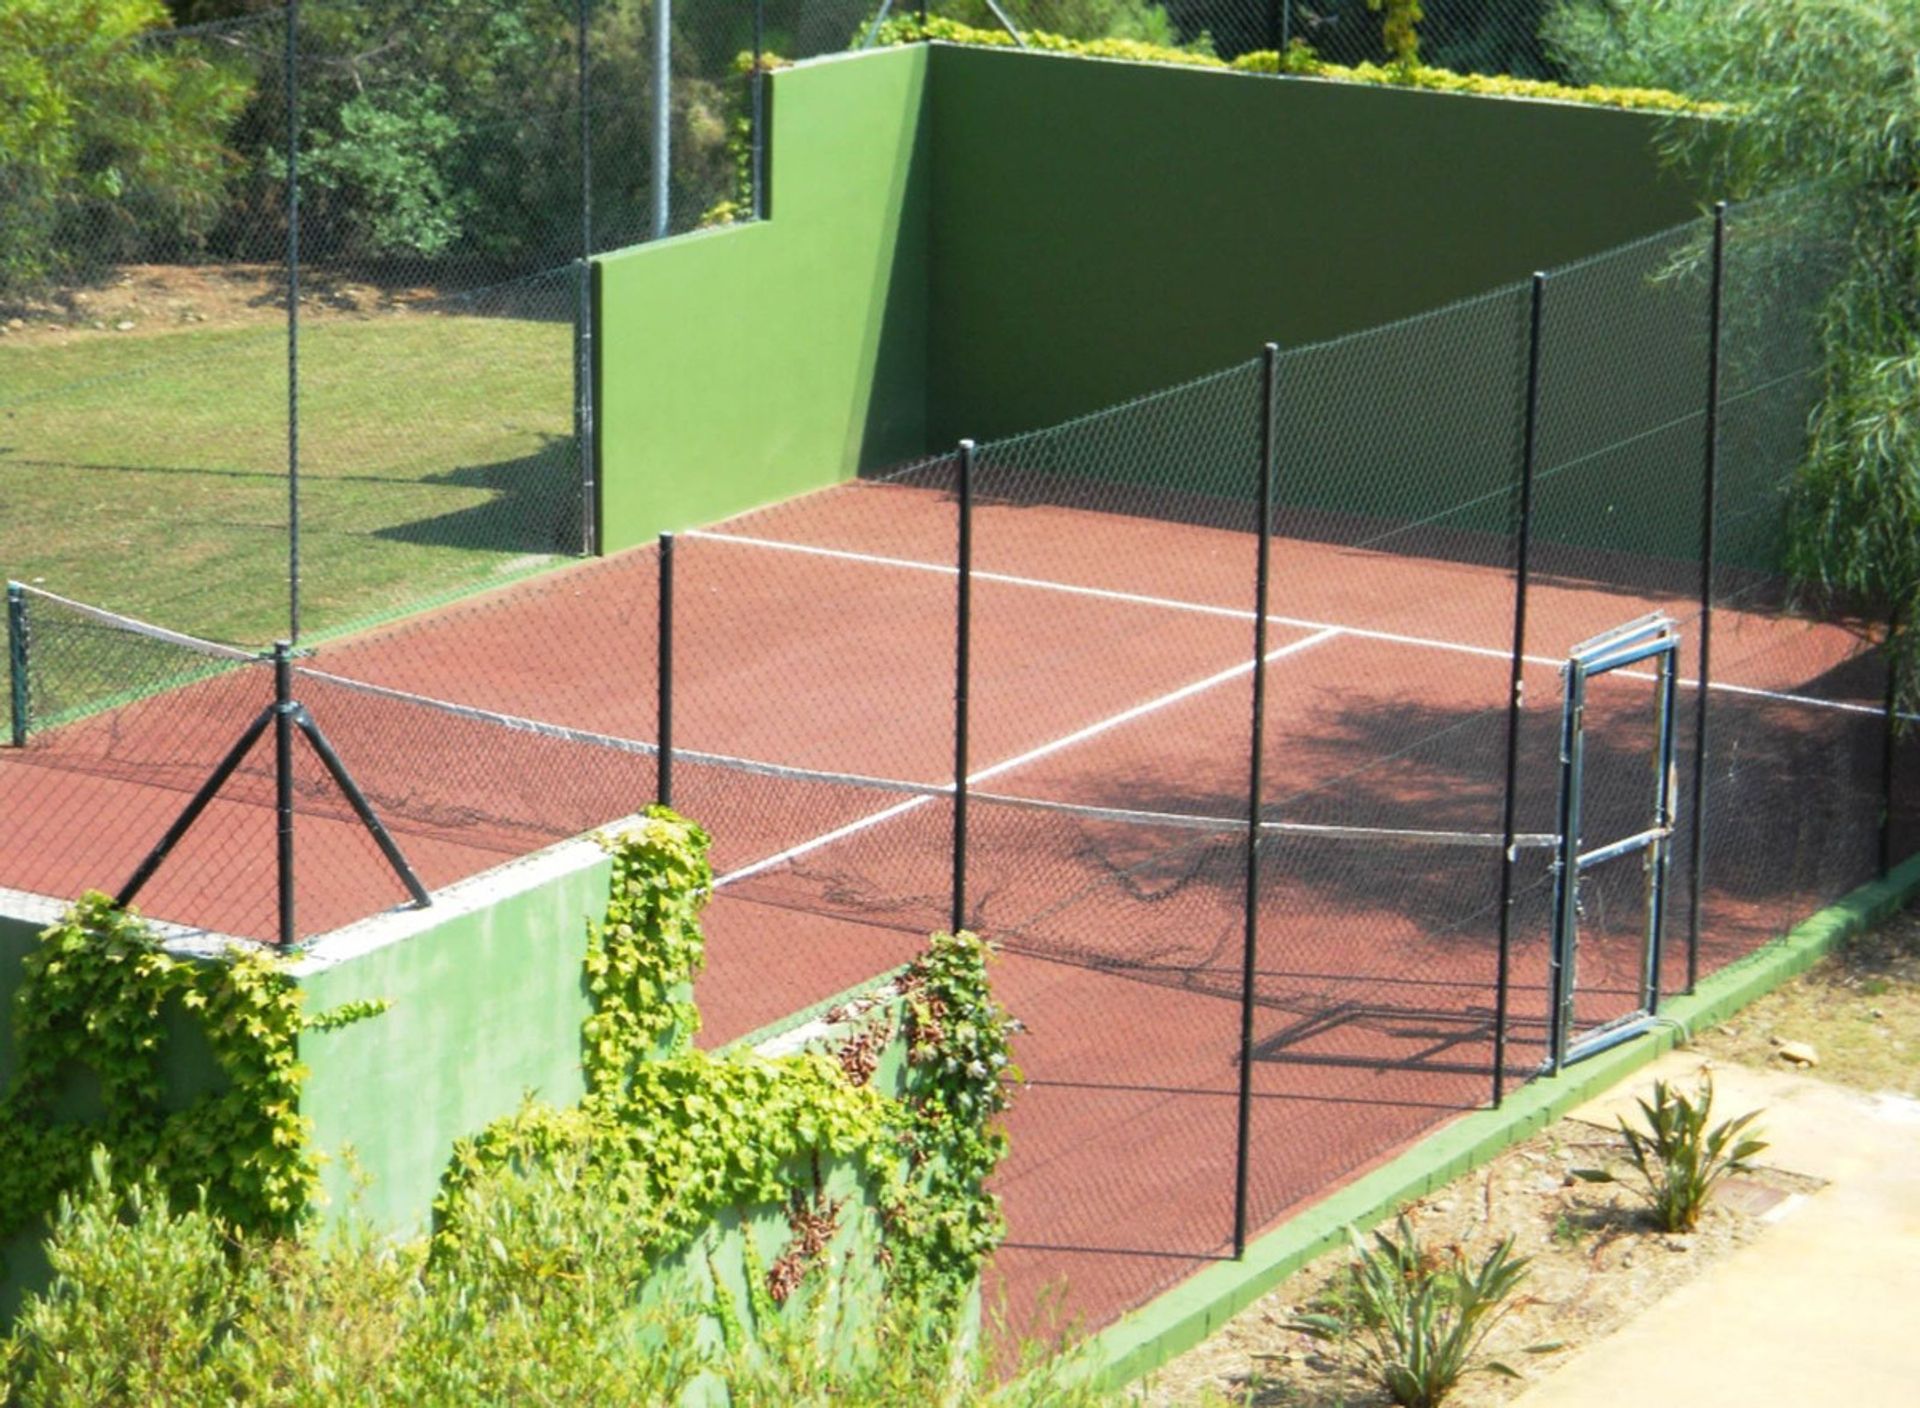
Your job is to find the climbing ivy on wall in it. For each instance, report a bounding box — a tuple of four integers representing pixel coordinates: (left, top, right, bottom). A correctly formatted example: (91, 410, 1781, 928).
(0, 809, 1018, 1337)
(436, 806, 1021, 1325)
(0, 893, 384, 1256)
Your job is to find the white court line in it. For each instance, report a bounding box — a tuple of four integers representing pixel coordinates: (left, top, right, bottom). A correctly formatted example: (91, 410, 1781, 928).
(688, 529, 1894, 719)
(712, 627, 1342, 888)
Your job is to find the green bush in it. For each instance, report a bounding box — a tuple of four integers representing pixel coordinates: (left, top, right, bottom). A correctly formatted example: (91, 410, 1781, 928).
(871, 14, 1705, 113)
(0, 1149, 1110, 1407)
(1573, 1076, 1767, 1233)
(0, 0, 254, 296)
(1289, 1215, 1543, 1408)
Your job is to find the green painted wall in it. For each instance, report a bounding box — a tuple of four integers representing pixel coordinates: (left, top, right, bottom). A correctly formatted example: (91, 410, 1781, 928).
(923, 46, 1700, 445)
(296, 852, 612, 1235)
(594, 47, 931, 553)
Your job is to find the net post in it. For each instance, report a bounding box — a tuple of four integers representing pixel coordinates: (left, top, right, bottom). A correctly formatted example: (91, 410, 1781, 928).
(1686, 202, 1727, 992)
(1234, 344, 1278, 1260)
(274, 641, 297, 946)
(658, 531, 674, 807)
(7, 582, 27, 747)
(752, 0, 767, 219)
(1493, 273, 1546, 1109)
(952, 440, 975, 935)
(285, 1, 302, 645)
(576, 0, 597, 557)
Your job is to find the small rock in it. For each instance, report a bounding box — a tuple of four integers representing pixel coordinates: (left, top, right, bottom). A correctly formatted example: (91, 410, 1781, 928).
(4, 317, 22, 330)
(1871, 1008, 1886, 1020)
(1662, 1235, 1693, 1252)
(114, 320, 135, 332)
(1717, 1024, 1739, 1038)
(1776, 1040, 1819, 1067)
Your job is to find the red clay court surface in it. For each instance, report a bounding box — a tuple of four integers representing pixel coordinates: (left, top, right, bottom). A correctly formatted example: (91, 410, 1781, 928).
(0, 474, 1893, 1339)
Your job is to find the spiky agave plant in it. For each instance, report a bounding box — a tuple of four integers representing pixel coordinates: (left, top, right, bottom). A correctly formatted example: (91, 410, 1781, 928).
(1289, 1215, 1543, 1408)
(1575, 1075, 1767, 1232)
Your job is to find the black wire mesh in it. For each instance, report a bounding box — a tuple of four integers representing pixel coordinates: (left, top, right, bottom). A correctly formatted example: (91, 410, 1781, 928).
(924, 0, 1564, 73)
(0, 10, 293, 647)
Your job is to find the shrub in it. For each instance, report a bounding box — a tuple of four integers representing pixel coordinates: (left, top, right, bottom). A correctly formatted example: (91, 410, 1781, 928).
(1574, 1075, 1767, 1232)
(1289, 1215, 1540, 1408)
(0, 0, 254, 296)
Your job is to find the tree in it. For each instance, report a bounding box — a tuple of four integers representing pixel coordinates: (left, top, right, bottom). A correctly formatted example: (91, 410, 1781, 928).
(1545, 0, 1920, 695)
(0, 0, 255, 296)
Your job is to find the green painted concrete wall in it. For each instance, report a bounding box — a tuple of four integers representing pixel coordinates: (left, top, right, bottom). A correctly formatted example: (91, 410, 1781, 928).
(924, 46, 1699, 445)
(295, 852, 612, 1235)
(593, 47, 931, 553)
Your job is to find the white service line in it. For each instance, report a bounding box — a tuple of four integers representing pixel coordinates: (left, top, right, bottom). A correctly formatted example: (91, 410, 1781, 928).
(690, 529, 1902, 719)
(712, 626, 1342, 888)
(691, 530, 1554, 672)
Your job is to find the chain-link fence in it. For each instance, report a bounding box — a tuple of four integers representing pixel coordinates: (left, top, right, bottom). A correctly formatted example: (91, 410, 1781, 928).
(2, 4, 1905, 1336)
(920, 0, 1567, 74)
(0, 0, 803, 652)
(2, 3, 1576, 657)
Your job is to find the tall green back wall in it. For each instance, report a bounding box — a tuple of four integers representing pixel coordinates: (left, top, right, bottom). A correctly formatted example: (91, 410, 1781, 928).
(923, 46, 1697, 445)
(594, 43, 1700, 550)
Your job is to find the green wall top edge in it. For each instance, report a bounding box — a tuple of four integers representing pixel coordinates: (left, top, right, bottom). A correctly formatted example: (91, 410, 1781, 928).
(1074, 854, 1920, 1391)
(729, 960, 916, 1055)
(592, 213, 774, 269)
(0, 883, 264, 964)
(291, 811, 648, 977)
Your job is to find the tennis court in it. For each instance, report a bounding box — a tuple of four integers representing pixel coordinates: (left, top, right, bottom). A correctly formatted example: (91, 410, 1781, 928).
(2, 196, 1907, 1337)
(0, 450, 1891, 1331)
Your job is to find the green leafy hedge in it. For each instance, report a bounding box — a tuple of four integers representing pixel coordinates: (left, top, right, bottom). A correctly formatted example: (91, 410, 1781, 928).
(864, 15, 1717, 115)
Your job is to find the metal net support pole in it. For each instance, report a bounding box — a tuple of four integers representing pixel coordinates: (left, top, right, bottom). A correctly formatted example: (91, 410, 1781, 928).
(1881, 609, 1901, 880)
(1686, 202, 1727, 991)
(952, 440, 975, 935)
(1233, 344, 1278, 1259)
(274, 641, 296, 947)
(1493, 273, 1546, 1109)
(6, 583, 26, 747)
(658, 531, 674, 807)
(286, 1, 302, 644)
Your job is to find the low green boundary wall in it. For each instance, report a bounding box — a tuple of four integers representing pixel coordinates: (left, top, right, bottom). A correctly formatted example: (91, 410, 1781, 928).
(1081, 852, 1920, 1390)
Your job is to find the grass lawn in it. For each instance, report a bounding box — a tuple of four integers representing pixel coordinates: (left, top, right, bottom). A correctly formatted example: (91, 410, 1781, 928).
(0, 309, 580, 648)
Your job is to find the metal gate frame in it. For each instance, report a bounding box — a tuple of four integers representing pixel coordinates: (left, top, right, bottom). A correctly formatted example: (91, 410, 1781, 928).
(1547, 614, 1681, 1074)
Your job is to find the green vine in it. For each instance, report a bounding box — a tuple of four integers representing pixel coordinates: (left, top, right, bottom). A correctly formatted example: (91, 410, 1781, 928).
(434, 806, 1020, 1329)
(0, 892, 384, 1255)
(865, 15, 1719, 116)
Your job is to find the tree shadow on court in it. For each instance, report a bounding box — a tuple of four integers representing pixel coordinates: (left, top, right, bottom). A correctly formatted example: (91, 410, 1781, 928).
(972, 644, 1890, 1080)
(370, 437, 583, 557)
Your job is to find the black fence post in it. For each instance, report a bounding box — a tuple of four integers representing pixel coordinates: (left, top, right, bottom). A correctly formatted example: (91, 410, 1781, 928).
(1270, 0, 1287, 53)
(658, 531, 674, 807)
(274, 641, 296, 947)
(1492, 273, 1546, 1109)
(1881, 610, 1901, 880)
(752, 0, 767, 219)
(577, 0, 597, 557)
(1233, 345, 1278, 1260)
(6, 584, 26, 748)
(952, 440, 975, 935)
(1687, 201, 1727, 993)
(285, 1, 302, 645)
